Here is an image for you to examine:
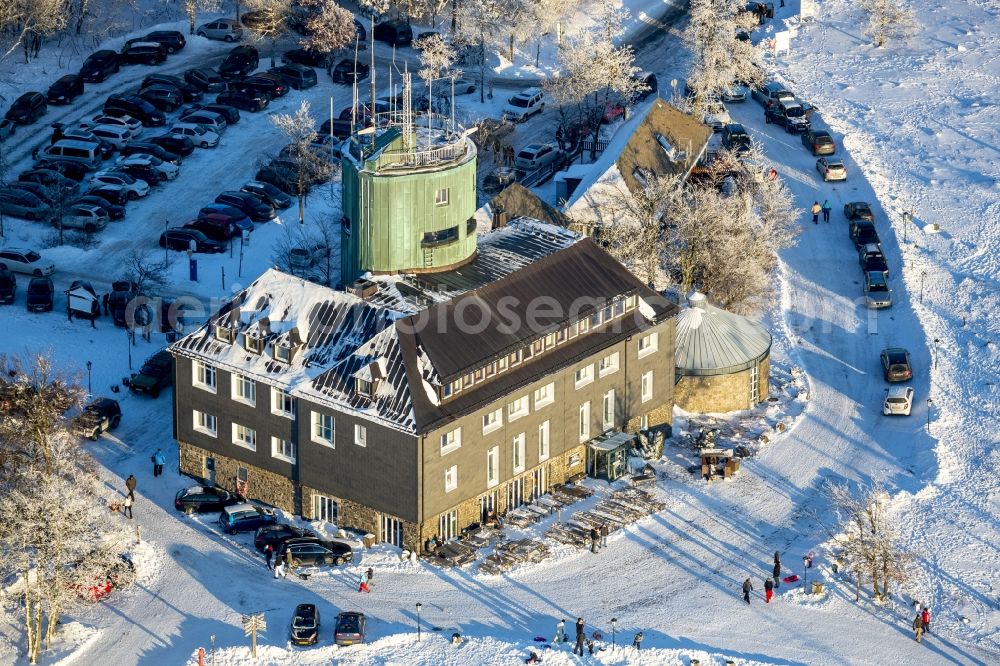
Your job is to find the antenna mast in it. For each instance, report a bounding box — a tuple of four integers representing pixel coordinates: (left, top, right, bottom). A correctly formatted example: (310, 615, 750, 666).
(402, 66, 413, 153)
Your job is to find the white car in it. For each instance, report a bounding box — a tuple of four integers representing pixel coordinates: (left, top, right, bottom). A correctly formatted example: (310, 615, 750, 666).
(169, 123, 219, 148)
(56, 204, 109, 232)
(81, 114, 143, 135)
(721, 85, 749, 103)
(701, 102, 731, 131)
(117, 154, 179, 180)
(0, 248, 55, 276)
(502, 87, 545, 122)
(514, 142, 561, 171)
(883, 386, 914, 416)
(87, 124, 133, 149)
(91, 170, 150, 199)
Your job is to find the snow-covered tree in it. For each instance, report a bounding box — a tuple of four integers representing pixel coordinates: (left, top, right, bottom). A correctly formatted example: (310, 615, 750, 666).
(415, 32, 455, 117)
(298, 0, 357, 55)
(0, 0, 67, 62)
(858, 0, 916, 47)
(455, 0, 507, 102)
(271, 101, 335, 224)
(527, 0, 574, 67)
(683, 0, 764, 113)
(183, 0, 221, 35)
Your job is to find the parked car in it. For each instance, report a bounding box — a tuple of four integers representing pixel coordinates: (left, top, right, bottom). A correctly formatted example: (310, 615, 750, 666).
(883, 385, 914, 416)
(77, 398, 122, 440)
(120, 141, 180, 164)
(859, 243, 889, 276)
(111, 162, 161, 187)
(0, 268, 15, 304)
(87, 124, 134, 150)
(19, 169, 79, 196)
(721, 123, 752, 155)
(317, 117, 353, 140)
(752, 81, 794, 106)
(290, 604, 320, 647)
(184, 215, 238, 241)
(0, 189, 50, 220)
(119, 41, 167, 66)
(374, 19, 412, 46)
(331, 59, 369, 84)
(57, 203, 109, 233)
(863, 270, 892, 309)
(189, 103, 241, 125)
(86, 185, 130, 206)
(502, 87, 545, 122)
(601, 99, 626, 124)
(277, 537, 354, 566)
(76, 194, 125, 220)
(9, 181, 58, 204)
(235, 73, 289, 99)
(0, 248, 55, 276)
(514, 143, 561, 171)
(215, 191, 275, 221)
(82, 113, 144, 136)
(103, 95, 166, 127)
(117, 153, 178, 180)
(79, 50, 120, 82)
(282, 48, 333, 68)
(219, 503, 278, 534)
(801, 129, 836, 156)
(849, 220, 881, 248)
(253, 524, 315, 552)
(174, 485, 239, 514)
(149, 133, 195, 156)
(844, 201, 875, 222)
(702, 102, 731, 131)
(215, 89, 269, 112)
(880, 348, 913, 382)
(91, 170, 149, 199)
(178, 110, 227, 135)
(135, 30, 186, 53)
(5, 92, 47, 125)
(160, 227, 226, 253)
(184, 67, 227, 93)
(196, 206, 253, 233)
(721, 84, 749, 103)
(35, 158, 90, 181)
(218, 45, 259, 79)
(765, 99, 810, 133)
(47, 75, 85, 105)
(254, 165, 296, 193)
(169, 123, 220, 148)
(242, 181, 291, 209)
(630, 71, 658, 103)
(46, 129, 114, 162)
(816, 157, 847, 182)
(267, 64, 317, 89)
(129, 350, 173, 397)
(106, 279, 137, 327)
(142, 74, 201, 101)
(26, 277, 54, 312)
(138, 84, 185, 112)
(334, 612, 366, 646)
(196, 18, 243, 42)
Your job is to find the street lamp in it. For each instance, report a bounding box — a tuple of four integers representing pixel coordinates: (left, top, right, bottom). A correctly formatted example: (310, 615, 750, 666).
(126, 328, 133, 370)
(920, 271, 927, 303)
(416, 602, 422, 642)
(611, 617, 617, 652)
(926, 398, 933, 434)
(933, 338, 940, 369)
(86, 360, 92, 394)
(902, 210, 912, 243)
(803, 555, 809, 590)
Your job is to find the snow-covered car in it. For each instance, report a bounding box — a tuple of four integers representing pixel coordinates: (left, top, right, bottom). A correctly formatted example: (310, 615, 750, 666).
(0, 248, 55, 276)
(91, 170, 150, 199)
(721, 85, 749, 103)
(81, 114, 143, 136)
(219, 502, 278, 534)
(87, 124, 133, 150)
(290, 604, 320, 646)
(816, 157, 847, 182)
(752, 81, 794, 106)
(77, 398, 122, 440)
(242, 181, 291, 209)
(57, 203, 109, 232)
(514, 143, 561, 171)
(882, 386, 913, 416)
(863, 271, 892, 309)
(701, 102, 731, 131)
(116, 154, 179, 180)
(168, 123, 219, 148)
(501, 87, 545, 122)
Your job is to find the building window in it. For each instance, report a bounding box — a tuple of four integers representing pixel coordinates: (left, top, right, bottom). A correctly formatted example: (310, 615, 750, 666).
(311, 411, 335, 447)
(487, 446, 499, 487)
(356, 377, 373, 397)
(438, 510, 458, 540)
(313, 494, 338, 523)
(193, 360, 216, 393)
(569, 452, 582, 467)
(274, 344, 291, 363)
(579, 401, 590, 442)
(578, 318, 590, 334)
(513, 432, 525, 474)
(556, 328, 567, 344)
(641, 370, 654, 402)
(271, 436, 296, 463)
(231, 373, 256, 406)
(638, 332, 658, 358)
(482, 408, 502, 435)
(193, 410, 217, 437)
(444, 465, 458, 493)
(271, 387, 295, 418)
(440, 427, 462, 455)
(244, 335, 263, 354)
(354, 424, 367, 447)
(639, 414, 649, 431)
(507, 395, 529, 421)
(538, 420, 550, 462)
(435, 187, 450, 206)
(625, 295, 637, 311)
(533, 382, 554, 409)
(232, 423, 256, 451)
(575, 364, 594, 389)
(498, 357, 508, 372)
(603, 389, 615, 431)
(215, 325, 234, 343)
(599, 352, 619, 377)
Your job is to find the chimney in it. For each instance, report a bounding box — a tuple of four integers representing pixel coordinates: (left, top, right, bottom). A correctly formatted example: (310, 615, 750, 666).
(348, 278, 379, 300)
(687, 291, 707, 309)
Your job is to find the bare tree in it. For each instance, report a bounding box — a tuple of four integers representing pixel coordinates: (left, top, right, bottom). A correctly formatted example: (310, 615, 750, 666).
(118, 249, 169, 297)
(271, 101, 336, 224)
(183, 0, 221, 35)
(683, 0, 763, 113)
(858, 0, 917, 47)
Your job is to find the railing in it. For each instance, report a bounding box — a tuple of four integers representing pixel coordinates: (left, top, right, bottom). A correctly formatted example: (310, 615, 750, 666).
(379, 141, 469, 170)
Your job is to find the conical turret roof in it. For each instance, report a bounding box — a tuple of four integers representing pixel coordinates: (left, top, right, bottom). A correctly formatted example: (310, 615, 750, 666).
(675, 292, 771, 376)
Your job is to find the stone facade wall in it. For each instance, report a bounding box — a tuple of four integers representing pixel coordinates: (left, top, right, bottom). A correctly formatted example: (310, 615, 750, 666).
(179, 441, 296, 512)
(674, 356, 770, 413)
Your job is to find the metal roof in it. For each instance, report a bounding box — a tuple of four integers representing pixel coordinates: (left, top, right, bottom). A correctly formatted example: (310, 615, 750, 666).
(675, 292, 771, 377)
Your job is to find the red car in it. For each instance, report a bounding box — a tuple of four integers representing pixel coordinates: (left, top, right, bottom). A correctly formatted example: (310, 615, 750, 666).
(601, 100, 625, 124)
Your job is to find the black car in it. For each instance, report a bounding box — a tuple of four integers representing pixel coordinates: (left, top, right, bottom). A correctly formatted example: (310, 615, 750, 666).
(254, 166, 296, 193)
(108, 280, 138, 326)
(149, 133, 195, 156)
(19, 169, 78, 196)
(141, 74, 202, 102)
(120, 41, 167, 66)
(160, 227, 226, 253)
(47, 75, 85, 105)
(290, 604, 320, 647)
(79, 50, 120, 82)
(129, 350, 173, 397)
(268, 64, 317, 89)
(721, 123, 752, 155)
(801, 129, 836, 156)
(5, 93, 47, 125)
(331, 59, 369, 85)
(120, 141, 180, 164)
(234, 73, 289, 99)
(276, 536, 353, 565)
(282, 48, 333, 68)
(0, 269, 15, 304)
(374, 19, 413, 46)
(215, 90, 268, 112)
(183, 102, 241, 125)
(242, 181, 291, 209)
(849, 220, 881, 248)
(26, 277, 54, 312)
(76, 195, 125, 220)
(138, 84, 185, 112)
(174, 485, 239, 514)
(859, 245, 889, 276)
(35, 159, 89, 182)
(136, 30, 186, 54)
(7, 182, 56, 206)
(112, 164, 161, 186)
(77, 398, 122, 440)
(184, 67, 228, 92)
(216, 191, 275, 221)
(218, 45, 259, 78)
(844, 201, 875, 222)
(318, 117, 354, 140)
(87, 185, 130, 206)
(104, 95, 166, 127)
(254, 524, 315, 552)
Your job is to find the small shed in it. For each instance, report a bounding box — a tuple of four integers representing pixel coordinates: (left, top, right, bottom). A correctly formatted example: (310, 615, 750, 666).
(586, 431, 634, 481)
(674, 292, 772, 413)
(66, 281, 100, 320)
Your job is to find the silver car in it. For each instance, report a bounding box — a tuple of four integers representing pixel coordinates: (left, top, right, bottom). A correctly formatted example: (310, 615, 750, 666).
(56, 204, 109, 233)
(196, 18, 243, 42)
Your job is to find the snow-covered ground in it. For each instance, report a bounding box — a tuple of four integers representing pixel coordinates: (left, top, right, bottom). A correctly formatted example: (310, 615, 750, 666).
(2, 0, 999, 664)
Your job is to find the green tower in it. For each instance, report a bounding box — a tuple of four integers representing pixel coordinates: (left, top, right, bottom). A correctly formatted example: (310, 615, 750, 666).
(340, 113, 478, 283)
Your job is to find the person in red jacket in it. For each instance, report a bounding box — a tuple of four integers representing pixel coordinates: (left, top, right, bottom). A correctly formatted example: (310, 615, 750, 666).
(921, 607, 931, 634)
(764, 576, 774, 603)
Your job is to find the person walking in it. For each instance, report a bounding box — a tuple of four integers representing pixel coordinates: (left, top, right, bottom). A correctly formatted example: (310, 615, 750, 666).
(102, 293, 110, 316)
(125, 474, 137, 496)
(264, 544, 274, 570)
(274, 561, 286, 579)
(773, 552, 782, 588)
(590, 527, 599, 553)
(358, 570, 370, 593)
(152, 449, 165, 477)
(913, 612, 924, 642)
(743, 577, 754, 604)
(122, 492, 134, 520)
(633, 631, 644, 650)
(821, 200, 832, 223)
(921, 607, 932, 635)
(573, 618, 586, 656)
(811, 201, 821, 224)
(764, 576, 774, 603)
(600, 523, 609, 548)
(554, 618, 566, 644)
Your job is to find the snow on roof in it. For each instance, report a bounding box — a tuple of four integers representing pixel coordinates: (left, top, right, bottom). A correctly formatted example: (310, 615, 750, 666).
(675, 292, 772, 377)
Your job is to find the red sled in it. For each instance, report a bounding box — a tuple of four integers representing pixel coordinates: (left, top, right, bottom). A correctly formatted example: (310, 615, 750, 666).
(783, 574, 800, 583)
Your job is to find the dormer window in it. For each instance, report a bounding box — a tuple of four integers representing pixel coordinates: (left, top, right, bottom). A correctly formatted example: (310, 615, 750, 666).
(215, 324, 234, 343)
(244, 334, 263, 354)
(273, 344, 292, 363)
(356, 377, 373, 397)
